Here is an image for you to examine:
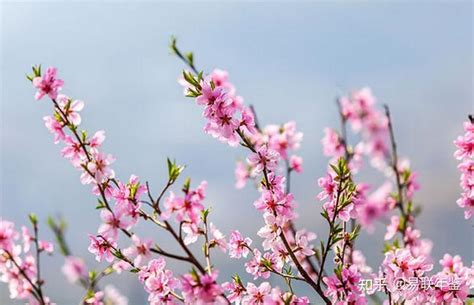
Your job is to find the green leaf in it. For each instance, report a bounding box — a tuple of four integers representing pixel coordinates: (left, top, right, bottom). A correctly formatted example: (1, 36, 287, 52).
(28, 213, 38, 225)
(320, 240, 325, 254)
(329, 164, 340, 176)
(185, 52, 194, 65)
(89, 270, 97, 282)
(96, 200, 106, 209)
(232, 273, 244, 286)
(169, 36, 178, 54)
(47, 216, 55, 229)
(201, 208, 210, 222)
(350, 224, 361, 241)
(185, 89, 200, 98)
(182, 70, 199, 87)
(182, 177, 191, 193)
(32, 64, 42, 77)
(167, 158, 185, 183)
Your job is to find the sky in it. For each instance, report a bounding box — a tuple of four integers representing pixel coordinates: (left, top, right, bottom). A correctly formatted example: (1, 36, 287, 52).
(1, 1, 473, 304)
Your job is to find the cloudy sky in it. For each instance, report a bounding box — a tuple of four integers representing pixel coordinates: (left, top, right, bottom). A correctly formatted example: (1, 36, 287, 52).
(1, 1, 472, 303)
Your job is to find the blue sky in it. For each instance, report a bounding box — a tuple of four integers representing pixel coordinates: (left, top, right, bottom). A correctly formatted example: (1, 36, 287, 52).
(1, 1, 472, 303)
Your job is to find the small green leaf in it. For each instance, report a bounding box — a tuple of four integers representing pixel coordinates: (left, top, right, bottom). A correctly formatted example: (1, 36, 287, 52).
(182, 177, 191, 193)
(185, 52, 194, 65)
(89, 270, 97, 282)
(201, 208, 210, 222)
(28, 213, 38, 225)
(96, 200, 106, 209)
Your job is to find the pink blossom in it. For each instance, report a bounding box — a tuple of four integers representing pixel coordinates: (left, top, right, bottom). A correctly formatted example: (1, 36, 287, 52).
(323, 198, 353, 222)
(196, 80, 227, 107)
(81, 152, 115, 184)
(124, 234, 152, 267)
(430, 273, 469, 305)
(254, 190, 294, 220)
(33, 67, 64, 100)
(321, 128, 344, 157)
(458, 160, 474, 195)
(339, 88, 375, 131)
(208, 106, 240, 143)
(228, 230, 252, 259)
(265, 173, 286, 193)
(89, 130, 106, 152)
(439, 254, 463, 274)
(323, 265, 367, 304)
(406, 174, 420, 202)
(403, 226, 421, 246)
(210, 69, 235, 95)
(21, 226, 33, 252)
(357, 202, 383, 229)
(247, 145, 279, 175)
(257, 213, 283, 251)
(38, 241, 54, 254)
(457, 194, 474, 219)
(85, 291, 105, 305)
(43, 116, 65, 144)
(454, 121, 474, 160)
(98, 209, 130, 239)
(294, 230, 315, 256)
(382, 248, 433, 286)
(245, 249, 280, 280)
(242, 282, 272, 305)
(139, 258, 178, 304)
(181, 221, 201, 245)
(240, 107, 257, 135)
(162, 182, 206, 222)
(384, 215, 400, 240)
(0, 220, 18, 252)
(56, 94, 84, 126)
(181, 271, 224, 304)
(264, 121, 303, 160)
(61, 256, 86, 283)
(197, 271, 224, 303)
(317, 173, 336, 201)
(454, 124, 474, 218)
(209, 223, 227, 252)
(235, 161, 250, 189)
(88, 235, 116, 263)
(289, 155, 303, 173)
(222, 278, 246, 304)
(61, 135, 85, 167)
(112, 260, 130, 274)
(356, 181, 392, 229)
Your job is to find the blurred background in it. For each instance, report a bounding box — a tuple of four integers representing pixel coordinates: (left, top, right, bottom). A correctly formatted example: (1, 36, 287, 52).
(1, 1, 473, 303)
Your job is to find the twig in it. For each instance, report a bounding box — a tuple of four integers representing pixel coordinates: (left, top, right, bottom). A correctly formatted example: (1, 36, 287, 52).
(5, 251, 44, 304)
(384, 105, 408, 241)
(31, 220, 46, 305)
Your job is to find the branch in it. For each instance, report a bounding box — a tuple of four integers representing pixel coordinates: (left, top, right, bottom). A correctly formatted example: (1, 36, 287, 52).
(384, 105, 409, 241)
(31, 217, 46, 305)
(5, 251, 44, 304)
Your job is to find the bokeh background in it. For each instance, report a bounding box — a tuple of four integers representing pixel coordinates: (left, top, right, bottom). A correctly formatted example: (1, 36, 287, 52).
(1, 1, 473, 303)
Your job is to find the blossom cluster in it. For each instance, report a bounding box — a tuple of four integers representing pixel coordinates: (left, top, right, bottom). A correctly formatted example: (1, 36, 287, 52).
(373, 250, 473, 304)
(454, 118, 474, 219)
(181, 67, 321, 301)
(321, 88, 389, 173)
(26, 65, 231, 304)
(0, 218, 54, 304)
(0, 41, 471, 305)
